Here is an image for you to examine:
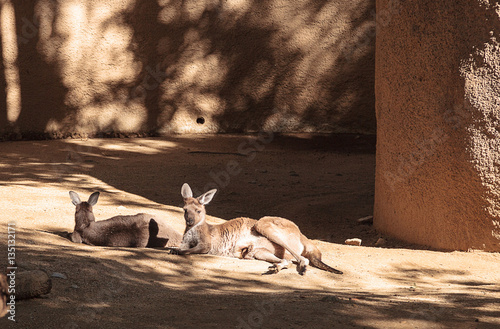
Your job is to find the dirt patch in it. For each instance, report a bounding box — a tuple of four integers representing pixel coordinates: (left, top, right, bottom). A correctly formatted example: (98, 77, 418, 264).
(0, 134, 499, 328)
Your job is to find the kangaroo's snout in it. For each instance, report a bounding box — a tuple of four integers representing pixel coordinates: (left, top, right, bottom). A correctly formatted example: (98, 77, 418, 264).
(184, 209, 195, 226)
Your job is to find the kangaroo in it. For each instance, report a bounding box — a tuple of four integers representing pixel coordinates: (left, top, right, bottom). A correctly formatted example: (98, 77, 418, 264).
(69, 191, 182, 248)
(177, 183, 342, 275)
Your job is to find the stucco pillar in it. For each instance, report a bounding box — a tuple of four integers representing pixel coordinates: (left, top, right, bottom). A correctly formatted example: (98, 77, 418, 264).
(374, 0, 500, 251)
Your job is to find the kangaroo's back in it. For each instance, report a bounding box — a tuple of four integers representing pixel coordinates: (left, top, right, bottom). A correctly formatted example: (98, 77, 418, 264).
(84, 214, 150, 247)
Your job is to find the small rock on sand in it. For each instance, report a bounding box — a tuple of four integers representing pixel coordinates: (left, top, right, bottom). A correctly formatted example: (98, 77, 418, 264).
(345, 238, 362, 246)
(357, 215, 373, 224)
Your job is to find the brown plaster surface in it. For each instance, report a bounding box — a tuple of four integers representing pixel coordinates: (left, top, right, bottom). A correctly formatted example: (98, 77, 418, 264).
(0, 0, 376, 138)
(375, 0, 500, 251)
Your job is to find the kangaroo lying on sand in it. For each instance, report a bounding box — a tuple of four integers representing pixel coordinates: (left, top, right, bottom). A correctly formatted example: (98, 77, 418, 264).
(177, 183, 342, 275)
(69, 191, 182, 248)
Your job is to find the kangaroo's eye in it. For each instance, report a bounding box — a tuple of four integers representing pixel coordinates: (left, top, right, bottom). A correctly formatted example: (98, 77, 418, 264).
(196, 210, 201, 214)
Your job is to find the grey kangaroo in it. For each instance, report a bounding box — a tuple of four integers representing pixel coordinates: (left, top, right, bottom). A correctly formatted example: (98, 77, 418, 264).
(69, 191, 182, 248)
(177, 183, 342, 275)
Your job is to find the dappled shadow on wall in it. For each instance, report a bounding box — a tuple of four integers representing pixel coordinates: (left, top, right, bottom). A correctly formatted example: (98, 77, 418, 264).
(0, 0, 376, 138)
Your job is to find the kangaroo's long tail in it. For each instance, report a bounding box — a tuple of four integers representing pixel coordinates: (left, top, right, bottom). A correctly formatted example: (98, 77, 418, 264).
(309, 257, 343, 274)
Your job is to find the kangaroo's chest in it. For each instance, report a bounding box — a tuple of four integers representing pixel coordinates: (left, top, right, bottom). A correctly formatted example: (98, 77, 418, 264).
(181, 227, 203, 249)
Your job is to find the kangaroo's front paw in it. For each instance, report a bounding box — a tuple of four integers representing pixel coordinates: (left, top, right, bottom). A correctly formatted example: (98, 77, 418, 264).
(266, 264, 280, 274)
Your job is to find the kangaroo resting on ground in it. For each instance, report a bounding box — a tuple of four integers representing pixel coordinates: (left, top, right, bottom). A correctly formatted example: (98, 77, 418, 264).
(177, 183, 343, 275)
(69, 191, 182, 248)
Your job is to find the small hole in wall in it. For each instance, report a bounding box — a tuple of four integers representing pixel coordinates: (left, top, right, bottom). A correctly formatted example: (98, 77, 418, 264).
(196, 117, 205, 125)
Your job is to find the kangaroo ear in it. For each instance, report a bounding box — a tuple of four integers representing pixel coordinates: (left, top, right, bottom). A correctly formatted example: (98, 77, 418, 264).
(88, 192, 100, 206)
(181, 183, 193, 199)
(69, 191, 81, 206)
(197, 189, 217, 205)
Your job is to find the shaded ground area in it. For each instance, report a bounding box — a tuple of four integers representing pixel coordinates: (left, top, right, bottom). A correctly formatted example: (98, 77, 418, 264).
(0, 134, 499, 328)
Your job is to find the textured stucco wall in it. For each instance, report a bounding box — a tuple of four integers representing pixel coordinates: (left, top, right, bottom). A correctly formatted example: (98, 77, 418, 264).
(0, 0, 376, 138)
(375, 0, 500, 251)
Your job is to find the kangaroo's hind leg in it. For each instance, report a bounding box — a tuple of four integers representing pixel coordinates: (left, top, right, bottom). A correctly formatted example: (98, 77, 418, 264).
(244, 245, 291, 274)
(254, 217, 309, 275)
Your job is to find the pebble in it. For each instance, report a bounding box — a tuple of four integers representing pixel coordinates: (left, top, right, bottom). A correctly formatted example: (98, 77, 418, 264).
(357, 215, 374, 224)
(375, 237, 387, 247)
(51, 272, 68, 280)
(345, 238, 362, 246)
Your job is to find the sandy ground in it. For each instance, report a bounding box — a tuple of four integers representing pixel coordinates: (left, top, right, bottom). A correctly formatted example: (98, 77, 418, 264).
(0, 134, 499, 329)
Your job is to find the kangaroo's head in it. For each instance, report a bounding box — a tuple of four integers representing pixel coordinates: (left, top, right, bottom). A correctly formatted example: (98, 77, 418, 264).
(69, 191, 99, 231)
(181, 183, 217, 227)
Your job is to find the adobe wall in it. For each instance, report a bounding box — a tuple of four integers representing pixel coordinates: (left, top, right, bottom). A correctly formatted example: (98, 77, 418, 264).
(374, 0, 500, 251)
(0, 0, 376, 138)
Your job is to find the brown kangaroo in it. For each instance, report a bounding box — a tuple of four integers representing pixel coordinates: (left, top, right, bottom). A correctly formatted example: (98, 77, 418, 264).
(69, 191, 182, 248)
(177, 183, 342, 275)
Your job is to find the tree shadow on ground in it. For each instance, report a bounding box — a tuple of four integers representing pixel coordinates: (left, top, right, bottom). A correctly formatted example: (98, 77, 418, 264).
(1, 225, 498, 328)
